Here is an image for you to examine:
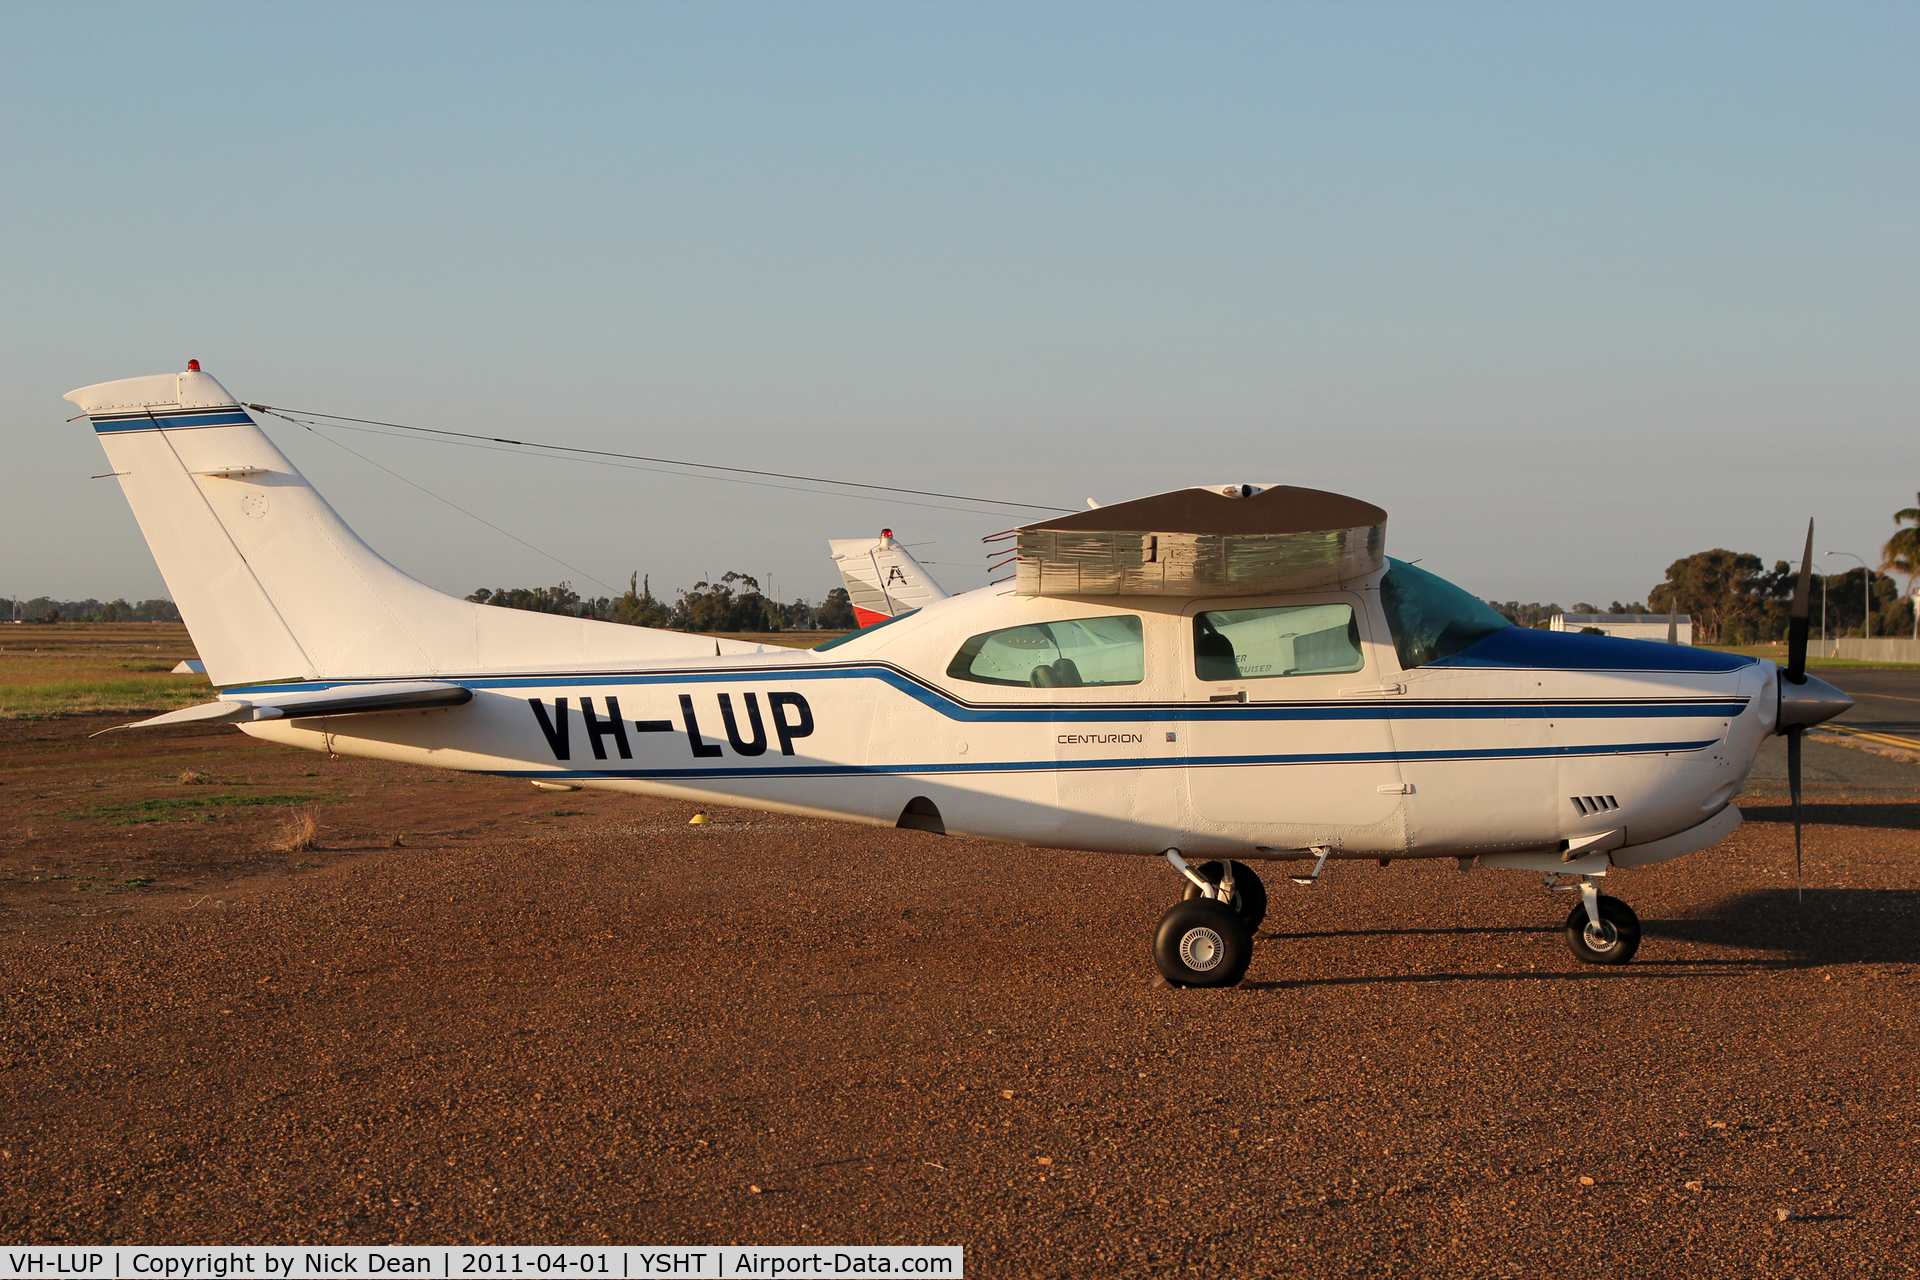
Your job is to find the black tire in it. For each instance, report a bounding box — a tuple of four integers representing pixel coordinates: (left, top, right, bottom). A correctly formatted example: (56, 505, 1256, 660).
(1564, 896, 1641, 966)
(1180, 860, 1269, 933)
(1154, 899, 1253, 988)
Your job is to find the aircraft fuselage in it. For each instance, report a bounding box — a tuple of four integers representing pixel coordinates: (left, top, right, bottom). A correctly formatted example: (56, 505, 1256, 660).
(235, 575, 1772, 865)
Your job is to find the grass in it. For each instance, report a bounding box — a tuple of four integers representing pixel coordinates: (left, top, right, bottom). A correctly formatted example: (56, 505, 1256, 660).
(0, 622, 208, 718)
(271, 808, 321, 853)
(712, 630, 851, 649)
(29, 874, 156, 890)
(1701, 643, 1920, 670)
(1, 676, 214, 718)
(0, 621, 849, 714)
(69, 793, 321, 824)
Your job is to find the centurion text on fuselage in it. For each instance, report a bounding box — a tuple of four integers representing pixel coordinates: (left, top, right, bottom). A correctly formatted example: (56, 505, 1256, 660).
(68, 365, 1852, 987)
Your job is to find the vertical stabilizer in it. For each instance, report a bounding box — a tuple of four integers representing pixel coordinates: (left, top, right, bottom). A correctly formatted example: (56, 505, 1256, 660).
(66, 366, 770, 686)
(70, 370, 318, 685)
(827, 530, 949, 627)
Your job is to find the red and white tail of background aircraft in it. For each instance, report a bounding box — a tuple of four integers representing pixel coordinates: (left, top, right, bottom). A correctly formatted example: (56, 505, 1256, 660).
(66, 365, 1852, 986)
(828, 532, 948, 627)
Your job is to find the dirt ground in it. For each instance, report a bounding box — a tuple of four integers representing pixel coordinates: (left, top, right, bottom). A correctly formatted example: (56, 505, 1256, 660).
(1, 709, 1917, 1276)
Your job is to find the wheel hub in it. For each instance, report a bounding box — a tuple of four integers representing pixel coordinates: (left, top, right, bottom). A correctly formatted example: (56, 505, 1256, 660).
(1583, 919, 1619, 950)
(1180, 926, 1224, 971)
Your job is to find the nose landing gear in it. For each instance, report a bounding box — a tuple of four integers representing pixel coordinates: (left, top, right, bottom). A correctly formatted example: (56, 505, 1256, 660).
(1561, 877, 1641, 965)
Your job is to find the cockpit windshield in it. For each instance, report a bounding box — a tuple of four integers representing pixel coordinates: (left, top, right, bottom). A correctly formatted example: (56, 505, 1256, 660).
(1377, 558, 1510, 670)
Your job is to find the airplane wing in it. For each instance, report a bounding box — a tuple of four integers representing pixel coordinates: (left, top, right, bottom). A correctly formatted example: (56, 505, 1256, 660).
(827, 530, 950, 627)
(107, 680, 473, 731)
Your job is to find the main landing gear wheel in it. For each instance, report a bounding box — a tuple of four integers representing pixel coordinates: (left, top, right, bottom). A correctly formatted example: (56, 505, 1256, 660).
(1180, 859, 1268, 933)
(1154, 899, 1252, 988)
(1564, 896, 1641, 966)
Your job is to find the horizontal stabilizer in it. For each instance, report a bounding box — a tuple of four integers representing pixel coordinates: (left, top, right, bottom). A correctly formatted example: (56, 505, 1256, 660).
(108, 681, 473, 732)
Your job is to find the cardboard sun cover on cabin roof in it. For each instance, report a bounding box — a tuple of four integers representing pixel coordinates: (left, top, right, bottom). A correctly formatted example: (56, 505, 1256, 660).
(1012, 484, 1387, 599)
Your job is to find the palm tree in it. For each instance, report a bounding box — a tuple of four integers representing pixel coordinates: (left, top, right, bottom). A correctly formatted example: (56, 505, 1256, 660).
(1884, 492, 1920, 641)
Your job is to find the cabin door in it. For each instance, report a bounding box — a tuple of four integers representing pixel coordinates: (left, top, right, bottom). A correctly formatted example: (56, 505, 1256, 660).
(1180, 594, 1409, 851)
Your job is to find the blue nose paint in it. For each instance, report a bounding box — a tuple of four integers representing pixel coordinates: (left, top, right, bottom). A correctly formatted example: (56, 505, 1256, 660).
(1431, 627, 1757, 673)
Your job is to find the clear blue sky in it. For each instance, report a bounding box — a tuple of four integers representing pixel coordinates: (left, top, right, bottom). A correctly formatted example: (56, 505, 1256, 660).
(4, 1, 1914, 609)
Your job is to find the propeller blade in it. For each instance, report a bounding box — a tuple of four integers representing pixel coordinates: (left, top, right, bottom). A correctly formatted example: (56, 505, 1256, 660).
(1788, 725, 1804, 904)
(1785, 518, 1814, 684)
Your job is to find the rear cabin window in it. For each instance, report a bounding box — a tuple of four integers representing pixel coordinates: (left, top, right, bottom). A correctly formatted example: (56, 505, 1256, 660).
(947, 616, 1145, 688)
(1193, 604, 1364, 681)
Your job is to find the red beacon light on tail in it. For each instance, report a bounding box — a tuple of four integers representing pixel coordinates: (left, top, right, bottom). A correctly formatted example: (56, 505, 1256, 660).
(186, 359, 201, 372)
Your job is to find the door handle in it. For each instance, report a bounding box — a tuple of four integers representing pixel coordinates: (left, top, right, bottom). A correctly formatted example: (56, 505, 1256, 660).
(1340, 683, 1406, 696)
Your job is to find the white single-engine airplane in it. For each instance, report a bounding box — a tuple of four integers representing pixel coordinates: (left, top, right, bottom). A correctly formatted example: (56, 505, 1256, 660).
(67, 365, 1853, 987)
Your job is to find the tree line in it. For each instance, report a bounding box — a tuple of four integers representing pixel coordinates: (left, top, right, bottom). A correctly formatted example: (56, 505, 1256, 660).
(1644, 557, 1910, 646)
(466, 572, 858, 633)
(1489, 561, 1908, 646)
(1642, 491, 1919, 644)
(1, 596, 181, 624)
(1487, 493, 1919, 645)
(0, 578, 858, 633)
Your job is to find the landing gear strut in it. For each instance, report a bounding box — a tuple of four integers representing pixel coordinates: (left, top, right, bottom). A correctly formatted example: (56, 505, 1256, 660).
(1179, 859, 1269, 932)
(1154, 851, 1261, 988)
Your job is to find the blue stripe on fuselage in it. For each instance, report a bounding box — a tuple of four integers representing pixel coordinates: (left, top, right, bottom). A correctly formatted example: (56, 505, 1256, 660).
(487, 737, 1722, 783)
(225, 664, 1748, 725)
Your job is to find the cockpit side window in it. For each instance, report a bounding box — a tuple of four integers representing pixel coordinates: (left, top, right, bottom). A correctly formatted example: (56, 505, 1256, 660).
(1192, 604, 1364, 680)
(1378, 558, 1510, 670)
(947, 615, 1145, 688)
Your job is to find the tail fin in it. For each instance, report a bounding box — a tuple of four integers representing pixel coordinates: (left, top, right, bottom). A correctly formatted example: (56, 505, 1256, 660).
(67, 366, 762, 686)
(827, 530, 949, 627)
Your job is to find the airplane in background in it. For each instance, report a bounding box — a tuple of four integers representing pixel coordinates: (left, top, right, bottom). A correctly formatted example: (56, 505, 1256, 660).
(67, 365, 1852, 987)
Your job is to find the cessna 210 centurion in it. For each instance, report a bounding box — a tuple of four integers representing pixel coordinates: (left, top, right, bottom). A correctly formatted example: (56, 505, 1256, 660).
(67, 365, 1852, 987)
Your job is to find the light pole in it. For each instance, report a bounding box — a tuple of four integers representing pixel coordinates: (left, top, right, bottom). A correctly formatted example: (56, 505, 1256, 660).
(1825, 552, 1872, 640)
